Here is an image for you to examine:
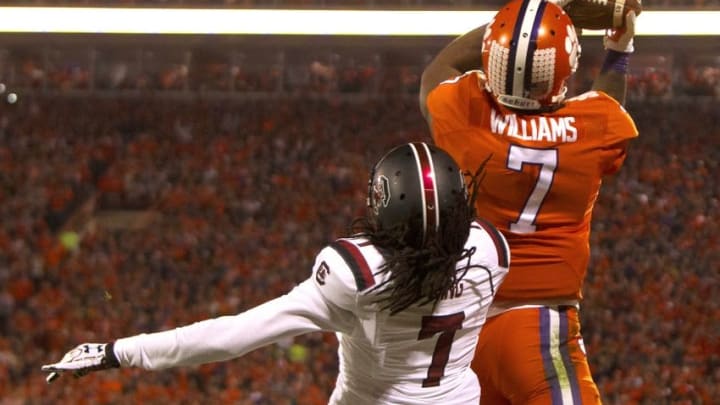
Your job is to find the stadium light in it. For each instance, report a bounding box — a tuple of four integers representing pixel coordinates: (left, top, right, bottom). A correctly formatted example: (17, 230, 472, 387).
(0, 8, 717, 36)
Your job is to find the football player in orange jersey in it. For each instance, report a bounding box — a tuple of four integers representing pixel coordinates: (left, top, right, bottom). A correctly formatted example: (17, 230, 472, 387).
(419, 0, 638, 404)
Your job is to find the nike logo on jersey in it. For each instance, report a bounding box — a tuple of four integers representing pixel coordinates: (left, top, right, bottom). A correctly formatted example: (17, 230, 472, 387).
(490, 108, 578, 143)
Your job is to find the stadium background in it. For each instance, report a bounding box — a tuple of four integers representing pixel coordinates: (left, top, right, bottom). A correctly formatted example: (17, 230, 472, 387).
(0, 1, 718, 404)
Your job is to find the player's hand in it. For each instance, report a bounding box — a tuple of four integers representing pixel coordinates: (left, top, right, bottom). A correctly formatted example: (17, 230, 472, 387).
(604, 10, 637, 53)
(41, 342, 120, 383)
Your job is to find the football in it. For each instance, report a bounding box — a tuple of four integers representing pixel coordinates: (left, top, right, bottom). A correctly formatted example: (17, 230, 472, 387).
(563, 0, 642, 30)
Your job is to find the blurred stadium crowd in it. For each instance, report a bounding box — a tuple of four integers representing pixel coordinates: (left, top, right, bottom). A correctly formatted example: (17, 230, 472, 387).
(0, 89, 718, 404)
(0, 1, 719, 404)
(2, 45, 719, 101)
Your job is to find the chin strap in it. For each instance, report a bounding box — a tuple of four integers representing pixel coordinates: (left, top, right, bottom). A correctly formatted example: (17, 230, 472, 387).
(496, 85, 567, 112)
(496, 95, 542, 111)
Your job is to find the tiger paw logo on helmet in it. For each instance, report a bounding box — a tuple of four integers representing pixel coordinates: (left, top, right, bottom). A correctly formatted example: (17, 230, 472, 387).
(565, 24, 581, 73)
(482, 0, 581, 110)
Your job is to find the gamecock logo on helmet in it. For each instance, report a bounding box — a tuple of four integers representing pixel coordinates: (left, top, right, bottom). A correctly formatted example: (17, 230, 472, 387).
(371, 175, 391, 215)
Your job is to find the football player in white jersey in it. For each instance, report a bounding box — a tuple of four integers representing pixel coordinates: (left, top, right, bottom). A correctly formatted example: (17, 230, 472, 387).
(42, 142, 510, 404)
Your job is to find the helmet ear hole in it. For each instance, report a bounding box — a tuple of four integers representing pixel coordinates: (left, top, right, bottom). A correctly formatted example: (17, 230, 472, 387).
(399, 194, 405, 200)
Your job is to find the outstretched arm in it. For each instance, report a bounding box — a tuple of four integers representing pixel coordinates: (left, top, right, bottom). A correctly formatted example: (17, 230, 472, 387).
(113, 279, 344, 370)
(592, 11, 638, 105)
(419, 25, 487, 123)
(42, 279, 350, 380)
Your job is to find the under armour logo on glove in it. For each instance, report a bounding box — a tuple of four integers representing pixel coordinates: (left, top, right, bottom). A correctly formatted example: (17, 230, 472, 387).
(41, 342, 120, 383)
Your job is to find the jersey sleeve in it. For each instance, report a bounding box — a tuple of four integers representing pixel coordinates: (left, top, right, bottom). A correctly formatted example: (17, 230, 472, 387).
(569, 90, 638, 144)
(114, 270, 355, 370)
(602, 94, 638, 145)
(426, 71, 483, 137)
(599, 94, 638, 175)
(310, 243, 365, 311)
(569, 91, 639, 175)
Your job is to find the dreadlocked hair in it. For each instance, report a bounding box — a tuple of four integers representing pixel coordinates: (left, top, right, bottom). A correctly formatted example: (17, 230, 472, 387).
(351, 158, 489, 315)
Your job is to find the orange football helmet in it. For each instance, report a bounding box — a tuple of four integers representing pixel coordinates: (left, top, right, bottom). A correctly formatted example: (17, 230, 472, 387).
(481, 0, 581, 110)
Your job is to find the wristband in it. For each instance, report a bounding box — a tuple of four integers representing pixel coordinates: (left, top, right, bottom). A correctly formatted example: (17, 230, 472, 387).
(601, 50, 630, 74)
(105, 341, 121, 368)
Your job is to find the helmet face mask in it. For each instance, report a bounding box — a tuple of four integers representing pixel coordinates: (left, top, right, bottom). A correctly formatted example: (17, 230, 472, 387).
(482, 0, 581, 111)
(367, 142, 467, 249)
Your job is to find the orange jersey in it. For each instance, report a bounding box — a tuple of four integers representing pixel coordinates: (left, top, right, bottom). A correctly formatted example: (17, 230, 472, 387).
(427, 71, 638, 302)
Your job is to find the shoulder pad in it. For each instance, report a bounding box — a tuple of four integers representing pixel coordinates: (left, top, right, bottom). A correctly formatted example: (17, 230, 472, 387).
(311, 238, 379, 310)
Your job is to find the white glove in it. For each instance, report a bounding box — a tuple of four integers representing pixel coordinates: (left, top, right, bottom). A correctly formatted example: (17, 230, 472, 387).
(604, 10, 637, 53)
(41, 342, 120, 383)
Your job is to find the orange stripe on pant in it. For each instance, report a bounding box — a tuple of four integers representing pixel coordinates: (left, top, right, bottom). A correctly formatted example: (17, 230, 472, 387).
(471, 306, 601, 405)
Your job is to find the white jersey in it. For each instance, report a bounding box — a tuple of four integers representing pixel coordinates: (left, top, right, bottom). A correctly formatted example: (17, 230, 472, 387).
(113, 220, 509, 404)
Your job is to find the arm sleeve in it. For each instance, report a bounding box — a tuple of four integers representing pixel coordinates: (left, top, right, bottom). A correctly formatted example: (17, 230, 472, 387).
(113, 278, 350, 370)
(605, 101, 638, 145)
